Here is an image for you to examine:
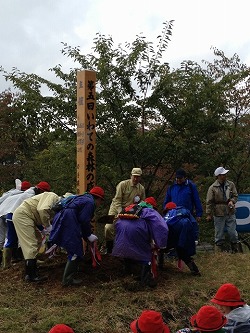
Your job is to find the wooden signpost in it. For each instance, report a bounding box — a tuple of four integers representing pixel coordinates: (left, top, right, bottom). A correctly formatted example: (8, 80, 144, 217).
(76, 70, 97, 195)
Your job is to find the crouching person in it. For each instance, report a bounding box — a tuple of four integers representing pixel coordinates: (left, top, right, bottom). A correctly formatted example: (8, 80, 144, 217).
(12, 190, 59, 282)
(112, 197, 168, 289)
(160, 202, 201, 276)
(49, 187, 105, 286)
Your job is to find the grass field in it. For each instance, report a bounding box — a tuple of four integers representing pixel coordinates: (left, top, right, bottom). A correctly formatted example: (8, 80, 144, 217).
(1, 243, 250, 333)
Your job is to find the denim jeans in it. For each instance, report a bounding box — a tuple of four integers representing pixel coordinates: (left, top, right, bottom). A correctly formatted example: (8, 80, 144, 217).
(214, 214, 238, 244)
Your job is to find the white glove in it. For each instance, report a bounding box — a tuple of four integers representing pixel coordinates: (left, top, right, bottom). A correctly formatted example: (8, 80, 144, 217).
(87, 234, 98, 242)
(41, 229, 46, 236)
(44, 225, 52, 235)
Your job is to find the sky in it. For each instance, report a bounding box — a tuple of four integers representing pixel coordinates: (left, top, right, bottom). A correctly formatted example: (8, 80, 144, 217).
(1, 0, 250, 92)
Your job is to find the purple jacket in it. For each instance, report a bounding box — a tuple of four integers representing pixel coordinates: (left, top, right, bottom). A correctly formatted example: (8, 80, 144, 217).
(112, 207, 169, 262)
(49, 194, 95, 257)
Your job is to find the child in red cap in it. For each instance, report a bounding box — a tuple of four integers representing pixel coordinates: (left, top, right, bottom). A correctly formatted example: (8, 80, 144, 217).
(176, 305, 227, 332)
(48, 324, 74, 333)
(211, 283, 250, 332)
(130, 310, 170, 333)
(160, 202, 200, 276)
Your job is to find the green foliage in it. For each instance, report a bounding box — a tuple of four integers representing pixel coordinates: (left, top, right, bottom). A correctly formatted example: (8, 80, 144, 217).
(24, 141, 76, 195)
(1, 21, 250, 200)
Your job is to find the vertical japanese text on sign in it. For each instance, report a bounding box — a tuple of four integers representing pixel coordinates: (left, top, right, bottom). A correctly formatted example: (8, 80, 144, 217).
(76, 70, 96, 194)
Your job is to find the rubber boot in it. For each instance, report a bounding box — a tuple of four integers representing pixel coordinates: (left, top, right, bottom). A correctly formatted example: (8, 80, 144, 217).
(12, 247, 24, 263)
(158, 250, 165, 271)
(106, 241, 113, 254)
(186, 260, 201, 276)
(140, 263, 157, 288)
(2, 248, 12, 269)
(123, 258, 133, 276)
(25, 259, 48, 282)
(215, 241, 227, 252)
(231, 242, 243, 253)
(0, 249, 2, 266)
(62, 260, 83, 286)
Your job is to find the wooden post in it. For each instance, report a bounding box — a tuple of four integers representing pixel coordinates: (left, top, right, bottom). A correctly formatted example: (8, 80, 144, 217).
(76, 70, 97, 194)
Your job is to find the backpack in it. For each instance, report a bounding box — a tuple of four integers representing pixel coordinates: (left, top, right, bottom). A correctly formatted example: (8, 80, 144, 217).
(118, 204, 143, 220)
(52, 195, 76, 212)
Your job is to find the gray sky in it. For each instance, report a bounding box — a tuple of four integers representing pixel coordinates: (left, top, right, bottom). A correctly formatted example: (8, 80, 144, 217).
(1, 0, 250, 92)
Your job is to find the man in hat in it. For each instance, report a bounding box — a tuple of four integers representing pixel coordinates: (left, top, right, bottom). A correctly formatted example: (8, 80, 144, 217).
(104, 168, 146, 253)
(130, 310, 170, 333)
(49, 186, 105, 286)
(211, 283, 250, 332)
(112, 197, 168, 289)
(206, 167, 240, 253)
(163, 168, 203, 224)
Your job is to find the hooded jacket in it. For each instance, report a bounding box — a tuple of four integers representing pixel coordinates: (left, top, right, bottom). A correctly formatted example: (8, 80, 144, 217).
(224, 305, 250, 333)
(112, 207, 168, 262)
(49, 193, 95, 257)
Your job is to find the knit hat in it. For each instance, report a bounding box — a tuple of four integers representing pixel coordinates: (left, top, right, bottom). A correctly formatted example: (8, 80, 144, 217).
(165, 202, 177, 210)
(190, 305, 227, 332)
(36, 181, 51, 192)
(21, 181, 31, 191)
(48, 324, 74, 333)
(210, 283, 246, 307)
(144, 197, 157, 208)
(214, 167, 229, 177)
(131, 168, 142, 176)
(175, 168, 186, 178)
(89, 186, 105, 200)
(130, 310, 170, 333)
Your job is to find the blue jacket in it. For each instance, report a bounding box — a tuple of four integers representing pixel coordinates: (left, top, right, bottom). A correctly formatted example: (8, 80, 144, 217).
(163, 180, 203, 218)
(49, 194, 95, 257)
(164, 207, 198, 256)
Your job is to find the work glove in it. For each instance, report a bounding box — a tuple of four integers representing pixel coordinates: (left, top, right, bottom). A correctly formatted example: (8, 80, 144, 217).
(87, 234, 98, 243)
(40, 228, 46, 236)
(44, 225, 52, 235)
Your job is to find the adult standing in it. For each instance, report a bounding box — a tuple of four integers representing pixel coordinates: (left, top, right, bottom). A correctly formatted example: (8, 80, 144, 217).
(13, 189, 58, 282)
(49, 186, 105, 286)
(206, 167, 240, 252)
(104, 168, 146, 253)
(163, 168, 203, 223)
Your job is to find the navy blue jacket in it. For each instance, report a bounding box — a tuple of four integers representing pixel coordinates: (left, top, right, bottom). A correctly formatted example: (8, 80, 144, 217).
(163, 180, 203, 218)
(49, 194, 95, 257)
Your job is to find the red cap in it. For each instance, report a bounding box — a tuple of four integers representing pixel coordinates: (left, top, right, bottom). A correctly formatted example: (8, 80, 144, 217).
(145, 197, 157, 208)
(190, 305, 227, 332)
(36, 181, 51, 192)
(211, 283, 246, 307)
(21, 181, 31, 191)
(48, 324, 74, 333)
(89, 186, 105, 200)
(165, 202, 177, 210)
(130, 310, 170, 333)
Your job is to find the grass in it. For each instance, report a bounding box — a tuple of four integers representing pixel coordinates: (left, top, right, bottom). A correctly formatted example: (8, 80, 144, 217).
(1, 245, 250, 333)
(1, 220, 250, 333)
